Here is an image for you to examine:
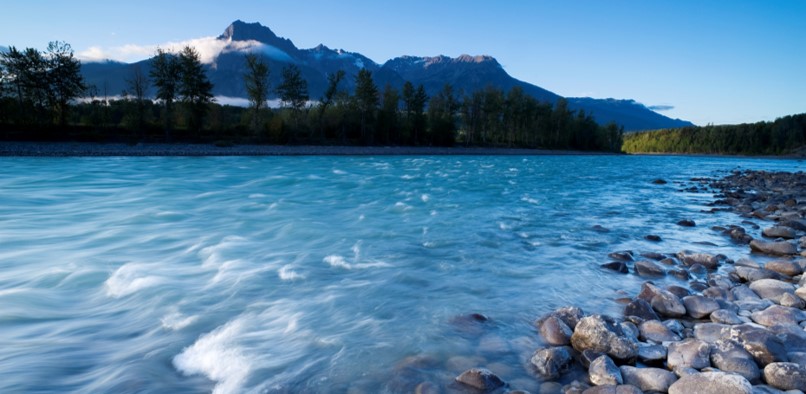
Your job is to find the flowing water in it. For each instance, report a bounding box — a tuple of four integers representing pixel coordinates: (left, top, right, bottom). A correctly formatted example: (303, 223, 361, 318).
(0, 155, 803, 393)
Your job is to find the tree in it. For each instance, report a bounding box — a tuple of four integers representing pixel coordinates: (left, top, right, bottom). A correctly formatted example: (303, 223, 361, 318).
(126, 65, 150, 133)
(276, 65, 308, 139)
(427, 84, 458, 146)
(316, 70, 345, 141)
(353, 68, 379, 144)
(402, 81, 428, 145)
(243, 53, 270, 132)
(377, 83, 399, 145)
(177, 46, 213, 133)
(44, 41, 85, 126)
(150, 48, 180, 139)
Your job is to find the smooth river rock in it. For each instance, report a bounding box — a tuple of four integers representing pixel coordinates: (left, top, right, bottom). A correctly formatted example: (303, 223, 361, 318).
(588, 355, 623, 386)
(667, 338, 712, 370)
(750, 239, 798, 256)
(668, 371, 753, 394)
(682, 295, 720, 319)
(531, 346, 574, 380)
(710, 338, 761, 383)
(751, 305, 805, 327)
(765, 259, 803, 276)
(763, 226, 798, 240)
(710, 309, 744, 325)
(749, 279, 795, 303)
(676, 250, 719, 269)
(637, 283, 687, 318)
(727, 324, 788, 367)
(455, 368, 506, 391)
(638, 320, 681, 343)
(763, 362, 806, 391)
(619, 366, 677, 393)
(538, 315, 573, 346)
(634, 260, 666, 277)
(571, 315, 638, 362)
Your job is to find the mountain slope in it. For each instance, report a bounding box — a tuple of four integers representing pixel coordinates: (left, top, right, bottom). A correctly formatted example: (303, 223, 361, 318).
(79, 20, 692, 131)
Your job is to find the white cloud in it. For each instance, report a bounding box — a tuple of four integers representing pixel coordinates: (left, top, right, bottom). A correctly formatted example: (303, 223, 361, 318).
(77, 36, 270, 64)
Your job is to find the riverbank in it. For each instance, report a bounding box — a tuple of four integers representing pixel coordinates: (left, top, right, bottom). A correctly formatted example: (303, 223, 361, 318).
(0, 141, 613, 157)
(452, 170, 805, 393)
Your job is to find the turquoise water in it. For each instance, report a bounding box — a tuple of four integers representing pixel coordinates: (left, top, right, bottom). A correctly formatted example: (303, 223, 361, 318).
(0, 155, 802, 393)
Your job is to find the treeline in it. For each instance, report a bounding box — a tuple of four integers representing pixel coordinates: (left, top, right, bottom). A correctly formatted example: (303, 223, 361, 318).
(622, 114, 806, 155)
(1, 41, 623, 151)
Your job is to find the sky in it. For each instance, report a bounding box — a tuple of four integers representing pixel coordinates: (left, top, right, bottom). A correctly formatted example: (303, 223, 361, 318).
(2, 0, 804, 126)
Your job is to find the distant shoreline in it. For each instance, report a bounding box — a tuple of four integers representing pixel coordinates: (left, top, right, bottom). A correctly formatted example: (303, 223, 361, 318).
(0, 142, 616, 157)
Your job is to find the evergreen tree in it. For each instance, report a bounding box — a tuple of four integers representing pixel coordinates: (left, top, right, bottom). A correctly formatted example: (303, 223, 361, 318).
(45, 41, 86, 127)
(178, 46, 213, 133)
(243, 53, 270, 132)
(378, 83, 400, 145)
(427, 84, 458, 146)
(353, 69, 379, 144)
(150, 48, 180, 139)
(317, 70, 345, 141)
(276, 65, 309, 138)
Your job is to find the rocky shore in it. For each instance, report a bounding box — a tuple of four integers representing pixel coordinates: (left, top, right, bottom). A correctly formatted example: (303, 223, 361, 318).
(0, 142, 604, 157)
(443, 170, 806, 393)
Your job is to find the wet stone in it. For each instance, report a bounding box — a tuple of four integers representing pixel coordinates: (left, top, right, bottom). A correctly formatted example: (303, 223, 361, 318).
(636, 343, 667, 364)
(588, 355, 623, 386)
(710, 338, 761, 383)
(751, 305, 805, 327)
(749, 279, 795, 304)
(666, 285, 691, 299)
(710, 309, 744, 325)
(763, 362, 806, 391)
(683, 295, 720, 319)
(570, 315, 638, 362)
(645, 235, 662, 242)
(667, 338, 712, 370)
(601, 261, 629, 274)
(639, 320, 681, 343)
(677, 219, 696, 227)
(608, 251, 634, 262)
(765, 260, 802, 276)
(763, 226, 797, 240)
(727, 324, 788, 367)
(530, 346, 574, 380)
(455, 368, 506, 392)
(624, 299, 659, 322)
(619, 366, 677, 393)
(750, 239, 797, 256)
(668, 371, 753, 394)
(780, 292, 805, 309)
(677, 250, 719, 269)
(635, 260, 666, 277)
(538, 315, 573, 346)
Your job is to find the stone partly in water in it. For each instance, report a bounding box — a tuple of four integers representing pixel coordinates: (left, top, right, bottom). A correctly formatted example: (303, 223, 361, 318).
(762, 226, 797, 240)
(667, 338, 712, 370)
(619, 366, 677, 393)
(571, 315, 638, 362)
(601, 261, 629, 274)
(530, 346, 574, 380)
(588, 355, 623, 386)
(676, 250, 719, 269)
(763, 362, 806, 391)
(455, 368, 506, 392)
(677, 219, 696, 227)
(634, 260, 666, 277)
(538, 316, 573, 346)
(645, 234, 662, 242)
(668, 371, 753, 394)
(624, 299, 660, 321)
(750, 239, 797, 256)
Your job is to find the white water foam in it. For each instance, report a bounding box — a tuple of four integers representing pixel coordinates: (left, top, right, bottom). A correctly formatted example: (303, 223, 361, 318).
(278, 265, 304, 281)
(174, 318, 251, 394)
(323, 255, 390, 270)
(105, 263, 165, 298)
(161, 312, 199, 331)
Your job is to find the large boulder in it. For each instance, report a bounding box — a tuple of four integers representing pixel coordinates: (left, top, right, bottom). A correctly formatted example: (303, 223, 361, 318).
(668, 371, 752, 394)
(667, 339, 712, 370)
(682, 295, 720, 319)
(619, 366, 677, 393)
(455, 368, 506, 391)
(749, 279, 795, 303)
(588, 355, 623, 386)
(571, 315, 638, 361)
(751, 305, 805, 327)
(763, 362, 806, 391)
(530, 346, 574, 380)
(727, 324, 788, 367)
(750, 239, 797, 256)
(710, 339, 761, 383)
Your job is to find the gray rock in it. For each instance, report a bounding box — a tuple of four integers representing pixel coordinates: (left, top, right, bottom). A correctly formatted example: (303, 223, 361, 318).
(601, 261, 629, 274)
(780, 292, 806, 309)
(749, 279, 796, 303)
(796, 286, 806, 300)
(666, 285, 691, 299)
(735, 266, 787, 282)
(780, 219, 806, 232)
(678, 219, 696, 227)
(736, 258, 762, 269)
(677, 250, 719, 269)
(589, 355, 623, 386)
(683, 295, 721, 319)
(608, 251, 634, 262)
(619, 365, 677, 392)
(637, 342, 667, 364)
(763, 362, 806, 391)
(551, 306, 585, 330)
(538, 315, 573, 346)
(727, 324, 788, 367)
(750, 239, 798, 256)
(571, 315, 638, 361)
(710, 309, 744, 325)
(765, 260, 803, 276)
(710, 339, 761, 382)
(624, 299, 660, 321)
(693, 323, 728, 343)
(763, 226, 798, 240)
(667, 338, 712, 370)
(580, 349, 605, 368)
(637, 282, 687, 317)
(663, 319, 685, 336)
(639, 320, 681, 343)
(751, 305, 805, 327)
(733, 285, 762, 300)
(531, 346, 574, 380)
(635, 260, 666, 277)
(455, 368, 506, 391)
(734, 298, 775, 312)
(668, 371, 753, 394)
(581, 385, 643, 394)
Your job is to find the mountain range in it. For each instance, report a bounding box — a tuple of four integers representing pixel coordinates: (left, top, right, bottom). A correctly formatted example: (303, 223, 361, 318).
(79, 20, 692, 131)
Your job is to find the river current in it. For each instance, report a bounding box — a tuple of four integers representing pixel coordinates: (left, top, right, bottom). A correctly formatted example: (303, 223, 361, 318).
(0, 155, 803, 393)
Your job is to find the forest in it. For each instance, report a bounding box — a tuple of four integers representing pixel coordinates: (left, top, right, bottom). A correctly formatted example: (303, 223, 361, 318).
(622, 114, 806, 155)
(0, 41, 624, 152)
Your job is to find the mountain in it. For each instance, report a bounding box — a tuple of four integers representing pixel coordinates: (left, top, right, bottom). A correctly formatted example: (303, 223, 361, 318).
(80, 20, 692, 131)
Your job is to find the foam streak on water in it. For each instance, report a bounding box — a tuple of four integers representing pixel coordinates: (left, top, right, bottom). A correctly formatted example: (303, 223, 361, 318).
(0, 155, 802, 393)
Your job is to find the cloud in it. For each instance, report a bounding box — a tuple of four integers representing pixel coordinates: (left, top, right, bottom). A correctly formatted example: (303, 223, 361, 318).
(77, 36, 267, 64)
(648, 104, 675, 112)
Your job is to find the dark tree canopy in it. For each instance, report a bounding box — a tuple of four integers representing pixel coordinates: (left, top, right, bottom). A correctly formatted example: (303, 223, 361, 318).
(243, 53, 270, 131)
(178, 46, 214, 133)
(150, 48, 180, 137)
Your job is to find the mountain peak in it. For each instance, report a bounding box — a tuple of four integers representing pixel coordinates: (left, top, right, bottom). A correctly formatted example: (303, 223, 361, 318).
(218, 20, 299, 57)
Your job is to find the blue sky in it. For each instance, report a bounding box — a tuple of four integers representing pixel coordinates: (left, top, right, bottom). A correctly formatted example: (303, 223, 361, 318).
(2, 1, 804, 126)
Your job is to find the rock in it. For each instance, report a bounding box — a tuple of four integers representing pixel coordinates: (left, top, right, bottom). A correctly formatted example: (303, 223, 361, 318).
(735, 266, 787, 283)
(751, 305, 805, 327)
(678, 219, 696, 227)
(530, 346, 574, 380)
(780, 219, 806, 232)
(652, 179, 668, 185)
(669, 269, 690, 280)
(589, 355, 623, 386)
(749, 279, 796, 303)
(693, 323, 728, 343)
(619, 366, 677, 393)
(750, 239, 797, 256)
(645, 235, 662, 242)
(639, 320, 681, 343)
(734, 298, 775, 312)
(601, 261, 629, 274)
(727, 324, 788, 367)
(637, 342, 667, 364)
(710, 309, 744, 325)
(635, 260, 666, 277)
(710, 339, 761, 383)
(536, 306, 586, 332)
(414, 381, 440, 394)
(780, 292, 806, 309)
(455, 368, 505, 391)
(570, 315, 638, 361)
(666, 285, 691, 299)
(763, 362, 806, 391)
(637, 282, 686, 318)
(735, 258, 761, 269)
(538, 316, 573, 346)
(732, 284, 761, 300)
(763, 226, 798, 239)
(683, 295, 721, 319)
(581, 385, 642, 394)
(478, 334, 510, 354)
(667, 338, 712, 370)
(624, 299, 660, 321)
(580, 349, 605, 368)
(539, 381, 563, 394)
(677, 250, 719, 269)
(663, 319, 685, 336)
(608, 251, 634, 262)
(592, 225, 610, 233)
(561, 380, 590, 394)
(668, 371, 753, 394)
(765, 260, 802, 276)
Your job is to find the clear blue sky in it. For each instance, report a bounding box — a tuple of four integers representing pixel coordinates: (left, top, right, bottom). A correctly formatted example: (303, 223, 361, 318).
(2, 0, 804, 126)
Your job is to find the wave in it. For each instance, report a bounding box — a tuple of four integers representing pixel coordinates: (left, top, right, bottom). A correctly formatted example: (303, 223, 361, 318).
(323, 255, 390, 270)
(104, 263, 165, 298)
(173, 318, 251, 394)
(278, 265, 304, 281)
